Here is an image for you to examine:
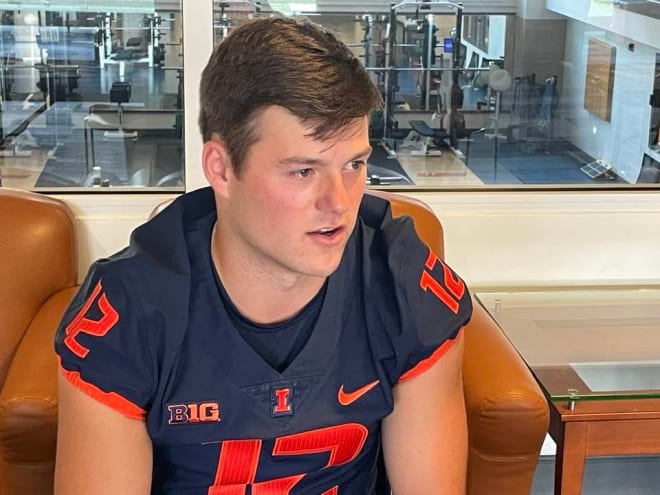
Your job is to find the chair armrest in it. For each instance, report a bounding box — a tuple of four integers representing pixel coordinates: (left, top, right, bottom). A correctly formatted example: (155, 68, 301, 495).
(463, 296, 550, 495)
(0, 287, 78, 465)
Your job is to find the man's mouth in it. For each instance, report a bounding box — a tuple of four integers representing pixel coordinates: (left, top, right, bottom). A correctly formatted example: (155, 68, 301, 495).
(316, 227, 340, 236)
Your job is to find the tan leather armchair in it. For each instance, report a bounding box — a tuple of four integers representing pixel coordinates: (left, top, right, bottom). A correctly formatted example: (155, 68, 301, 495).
(0, 188, 548, 495)
(0, 188, 78, 495)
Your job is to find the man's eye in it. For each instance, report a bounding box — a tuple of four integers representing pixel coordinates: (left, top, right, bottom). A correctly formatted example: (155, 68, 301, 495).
(347, 160, 366, 170)
(294, 168, 313, 178)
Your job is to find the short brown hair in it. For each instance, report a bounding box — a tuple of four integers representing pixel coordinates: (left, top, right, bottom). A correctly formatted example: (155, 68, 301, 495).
(198, 17, 382, 177)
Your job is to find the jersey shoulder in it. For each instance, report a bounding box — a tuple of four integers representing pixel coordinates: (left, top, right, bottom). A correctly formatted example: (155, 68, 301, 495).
(53, 190, 214, 415)
(358, 193, 472, 380)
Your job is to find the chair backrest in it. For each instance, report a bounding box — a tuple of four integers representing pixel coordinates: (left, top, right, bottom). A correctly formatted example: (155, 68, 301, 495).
(366, 190, 445, 259)
(0, 188, 77, 387)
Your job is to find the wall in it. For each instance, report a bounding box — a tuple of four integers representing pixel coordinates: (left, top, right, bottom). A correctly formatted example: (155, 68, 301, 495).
(511, 16, 566, 84)
(57, 189, 660, 291)
(517, 0, 563, 20)
(510, 0, 566, 84)
(411, 190, 660, 289)
(560, 19, 656, 183)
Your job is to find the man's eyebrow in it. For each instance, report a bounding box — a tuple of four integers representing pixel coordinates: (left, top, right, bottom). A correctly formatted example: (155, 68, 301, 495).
(278, 147, 373, 166)
(354, 147, 373, 160)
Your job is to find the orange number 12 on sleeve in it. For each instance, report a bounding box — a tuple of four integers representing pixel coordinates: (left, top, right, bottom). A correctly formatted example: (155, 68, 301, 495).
(64, 280, 119, 358)
(419, 249, 465, 314)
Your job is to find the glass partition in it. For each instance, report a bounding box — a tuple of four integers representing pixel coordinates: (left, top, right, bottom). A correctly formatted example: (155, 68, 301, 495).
(0, 1, 184, 190)
(211, 2, 660, 190)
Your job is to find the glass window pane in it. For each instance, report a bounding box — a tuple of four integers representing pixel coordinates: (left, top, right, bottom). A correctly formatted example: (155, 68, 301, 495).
(210, 3, 660, 190)
(0, 3, 184, 191)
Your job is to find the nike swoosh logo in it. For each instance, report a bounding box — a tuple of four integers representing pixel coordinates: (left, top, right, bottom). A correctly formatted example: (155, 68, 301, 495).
(337, 380, 380, 406)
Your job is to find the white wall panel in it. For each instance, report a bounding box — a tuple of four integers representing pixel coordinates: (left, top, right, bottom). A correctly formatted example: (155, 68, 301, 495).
(56, 191, 660, 289)
(56, 194, 174, 279)
(405, 190, 660, 288)
(183, 0, 213, 191)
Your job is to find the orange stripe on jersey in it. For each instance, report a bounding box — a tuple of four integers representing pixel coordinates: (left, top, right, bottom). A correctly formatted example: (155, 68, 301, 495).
(58, 359, 146, 420)
(398, 327, 464, 383)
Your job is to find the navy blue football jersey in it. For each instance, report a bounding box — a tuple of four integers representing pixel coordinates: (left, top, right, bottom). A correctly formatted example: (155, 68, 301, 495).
(55, 187, 472, 494)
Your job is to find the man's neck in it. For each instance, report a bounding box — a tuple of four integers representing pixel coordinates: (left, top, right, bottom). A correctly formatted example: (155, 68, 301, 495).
(210, 224, 326, 325)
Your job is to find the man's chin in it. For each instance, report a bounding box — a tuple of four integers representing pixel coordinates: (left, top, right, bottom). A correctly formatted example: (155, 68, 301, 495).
(305, 257, 343, 279)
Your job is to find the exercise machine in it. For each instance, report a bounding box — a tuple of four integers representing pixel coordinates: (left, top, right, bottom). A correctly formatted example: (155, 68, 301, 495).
(99, 12, 172, 73)
(380, 1, 464, 156)
(406, 119, 451, 156)
(214, 1, 262, 41)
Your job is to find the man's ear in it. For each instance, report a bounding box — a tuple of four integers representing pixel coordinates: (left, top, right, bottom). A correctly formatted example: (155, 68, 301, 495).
(202, 134, 233, 197)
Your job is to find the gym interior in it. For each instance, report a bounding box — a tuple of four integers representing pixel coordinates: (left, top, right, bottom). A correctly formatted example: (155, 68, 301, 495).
(1, 3, 660, 495)
(1, 1, 658, 190)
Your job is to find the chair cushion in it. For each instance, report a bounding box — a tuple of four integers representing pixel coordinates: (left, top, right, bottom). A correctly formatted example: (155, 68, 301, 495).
(0, 287, 77, 464)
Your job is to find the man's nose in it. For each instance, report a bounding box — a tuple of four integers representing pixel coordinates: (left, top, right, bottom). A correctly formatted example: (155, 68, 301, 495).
(318, 173, 351, 214)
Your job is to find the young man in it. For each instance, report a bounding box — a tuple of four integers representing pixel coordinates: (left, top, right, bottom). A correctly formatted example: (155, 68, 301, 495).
(54, 17, 472, 494)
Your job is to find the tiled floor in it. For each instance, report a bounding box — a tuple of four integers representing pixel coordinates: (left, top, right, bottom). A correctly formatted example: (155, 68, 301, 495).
(397, 149, 483, 187)
(368, 129, 612, 188)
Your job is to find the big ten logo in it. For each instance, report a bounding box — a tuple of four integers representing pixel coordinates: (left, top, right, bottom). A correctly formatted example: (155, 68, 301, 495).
(168, 401, 221, 425)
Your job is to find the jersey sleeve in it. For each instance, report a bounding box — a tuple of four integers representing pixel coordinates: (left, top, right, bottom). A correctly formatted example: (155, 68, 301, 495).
(54, 259, 159, 419)
(382, 216, 473, 383)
